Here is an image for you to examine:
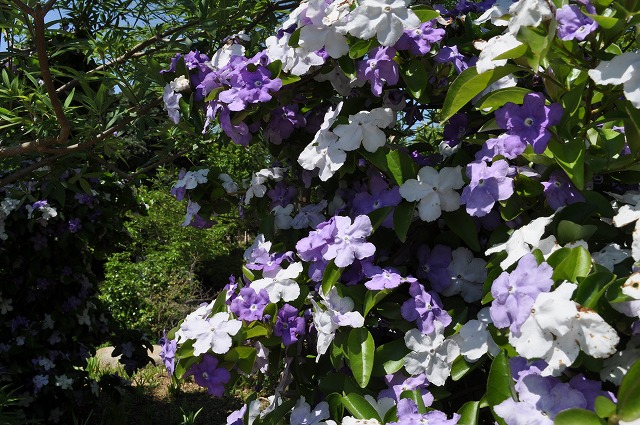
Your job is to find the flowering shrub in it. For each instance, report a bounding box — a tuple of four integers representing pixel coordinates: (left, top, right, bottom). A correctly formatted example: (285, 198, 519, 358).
(0, 169, 153, 422)
(161, 0, 640, 424)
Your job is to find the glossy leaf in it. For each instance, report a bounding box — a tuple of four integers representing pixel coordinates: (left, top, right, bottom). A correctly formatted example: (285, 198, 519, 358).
(347, 328, 375, 388)
(341, 393, 382, 421)
(322, 260, 343, 295)
(457, 401, 480, 425)
(394, 201, 416, 243)
(443, 208, 481, 252)
(617, 359, 640, 421)
(554, 408, 606, 425)
(487, 350, 514, 407)
(441, 65, 523, 122)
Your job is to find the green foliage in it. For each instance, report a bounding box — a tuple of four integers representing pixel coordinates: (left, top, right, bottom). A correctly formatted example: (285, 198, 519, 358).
(100, 180, 246, 335)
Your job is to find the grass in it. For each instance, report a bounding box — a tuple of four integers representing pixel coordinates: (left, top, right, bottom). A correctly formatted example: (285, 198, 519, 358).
(76, 355, 271, 425)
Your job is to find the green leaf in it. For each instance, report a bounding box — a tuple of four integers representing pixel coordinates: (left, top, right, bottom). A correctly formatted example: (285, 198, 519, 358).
(338, 55, 356, 77)
(372, 338, 409, 376)
(547, 246, 592, 282)
(548, 139, 586, 190)
(349, 38, 378, 59)
(411, 6, 440, 22)
(341, 393, 382, 421)
(364, 289, 391, 316)
(554, 408, 606, 425)
(260, 399, 296, 425)
(475, 87, 532, 113)
(594, 396, 616, 419)
(556, 220, 597, 245)
(451, 356, 474, 381)
(347, 328, 375, 388)
(617, 359, 640, 421)
(386, 149, 417, 185)
(322, 260, 343, 295)
(487, 350, 515, 407)
(400, 390, 427, 413)
(402, 60, 429, 99)
(394, 201, 416, 243)
(224, 347, 256, 374)
(368, 206, 394, 232)
(442, 209, 481, 252)
(280, 74, 301, 85)
(457, 401, 480, 425)
(624, 103, 640, 157)
(574, 271, 615, 309)
(441, 65, 523, 122)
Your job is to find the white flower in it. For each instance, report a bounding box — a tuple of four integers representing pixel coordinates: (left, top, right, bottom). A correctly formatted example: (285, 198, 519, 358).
(399, 166, 464, 222)
(474, 33, 523, 74)
(507, 0, 553, 35)
(55, 375, 73, 390)
(601, 338, 640, 385)
(342, 418, 381, 425)
(623, 273, 640, 299)
(454, 308, 499, 362)
(404, 324, 460, 386)
(333, 108, 394, 153)
(244, 167, 286, 204)
(272, 204, 294, 231)
(77, 308, 91, 326)
(474, 0, 513, 26)
(210, 43, 245, 69)
(299, 103, 347, 181)
(510, 282, 619, 375)
(176, 311, 242, 356)
(290, 397, 336, 425)
(485, 214, 555, 269)
(219, 174, 239, 193)
(341, 0, 420, 46)
(315, 66, 353, 96)
(299, 24, 349, 59)
(589, 51, 640, 108)
(170, 75, 190, 92)
(312, 288, 365, 357)
(592, 243, 631, 271)
(0, 298, 12, 314)
(244, 234, 272, 262)
(175, 169, 209, 190)
(291, 200, 327, 229)
(250, 262, 303, 303)
(265, 33, 325, 76)
(443, 247, 486, 302)
(364, 395, 394, 420)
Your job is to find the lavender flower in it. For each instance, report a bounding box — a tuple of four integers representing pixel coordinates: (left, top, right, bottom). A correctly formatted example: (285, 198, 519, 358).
(388, 399, 460, 425)
(356, 47, 400, 97)
(495, 93, 564, 154)
(475, 133, 527, 161)
(401, 281, 452, 334)
(322, 215, 376, 268)
(267, 182, 298, 208)
(185, 354, 230, 396)
(542, 170, 585, 210)
(159, 331, 177, 376)
(556, 4, 598, 41)
(230, 287, 270, 322)
(264, 105, 307, 144)
(490, 254, 553, 333)
(365, 268, 416, 290)
(395, 20, 445, 56)
(461, 159, 514, 217)
(434, 46, 476, 73)
(274, 304, 306, 346)
(415, 244, 452, 291)
(219, 66, 282, 111)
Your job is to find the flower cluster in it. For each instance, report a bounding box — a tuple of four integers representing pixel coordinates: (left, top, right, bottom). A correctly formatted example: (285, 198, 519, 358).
(160, 0, 640, 424)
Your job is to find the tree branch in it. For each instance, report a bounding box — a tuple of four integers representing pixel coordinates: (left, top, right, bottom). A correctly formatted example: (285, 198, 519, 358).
(33, 2, 71, 144)
(55, 19, 199, 95)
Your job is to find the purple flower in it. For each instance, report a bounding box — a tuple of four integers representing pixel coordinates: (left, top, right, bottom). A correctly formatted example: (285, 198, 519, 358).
(556, 4, 598, 41)
(296, 220, 337, 262)
(442, 113, 468, 144)
(322, 215, 376, 268)
(227, 406, 247, 425)
(495, 93, 564, 154)
(356, 47, 400, 97)
(159, 331, 177, 376)
(388, 399, 460, 425)
(352, 174, 402, 228)
(365, 268, 416, 290)
(461, 159, 514, 217)
(475, 133, 527, 161)
(434, 46, 476, 73)
(230, 287, 270, 322)
(68, 218, 82, 233)
(542, 170, 585, 210)
(416, 244, 452, 292)
(215, 105, 254, 146)
(401, 281, 452, 334)
(185, 354, 230, 396)
(379, 373, 434, 406)
(490, 254, 553, 333)
(264, 105, 307, 144)
(219, 66, 282, 111)
(291, 201, 327, 230)
(267, 182, 298, 208)
(395, 21, 445, 56)
(274, 304, 306, 346)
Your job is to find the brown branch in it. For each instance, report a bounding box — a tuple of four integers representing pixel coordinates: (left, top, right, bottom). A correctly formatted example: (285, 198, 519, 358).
(11, 0, 33, 16)
(55, 19, 199, 95)
(0, 96, 162, 188)
(33, 2, 70, 144)
(0, 137, 58, 158)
